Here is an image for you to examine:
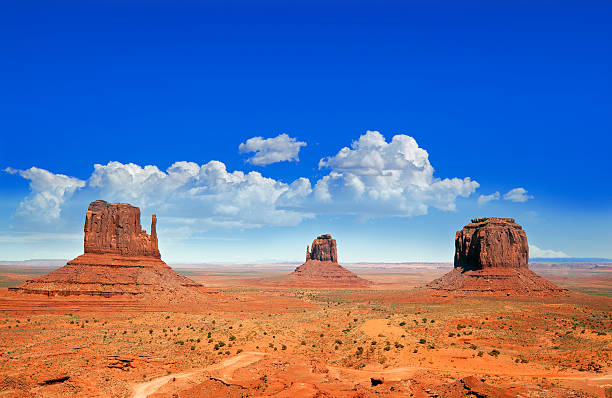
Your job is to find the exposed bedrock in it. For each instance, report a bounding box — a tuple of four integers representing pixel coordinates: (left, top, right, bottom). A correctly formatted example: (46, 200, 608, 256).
(84, 200, 160, 258)
(306, 234, 338, 263)
(454, 217, 528, 270)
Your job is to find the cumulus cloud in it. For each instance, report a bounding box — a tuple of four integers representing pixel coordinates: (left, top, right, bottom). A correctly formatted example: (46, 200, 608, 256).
(503, 187, 533, 203)
(477, 191, 500, 206)
(239, 133, 307, 166)
(314, 131, 479, 217)
(7, 131, 480, 232)
(88, 160, 313, 228)
(530, 245, 569, 258)
(4, 167, 86, 222)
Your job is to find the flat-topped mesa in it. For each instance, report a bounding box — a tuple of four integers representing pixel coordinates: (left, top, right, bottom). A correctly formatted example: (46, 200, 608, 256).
(427, 216, 566, 295)
(307, 234, 338, 263)
(454, 217, 528, 270)
(84, 200, 160, 258)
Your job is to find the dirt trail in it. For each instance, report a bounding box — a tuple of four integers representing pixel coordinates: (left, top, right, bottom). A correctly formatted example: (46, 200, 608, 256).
(131, 352, 267, 398)
(132, 352, 611, 398)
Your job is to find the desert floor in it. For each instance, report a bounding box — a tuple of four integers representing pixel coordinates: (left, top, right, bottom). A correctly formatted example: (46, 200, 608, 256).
(0, 263, 610, 397)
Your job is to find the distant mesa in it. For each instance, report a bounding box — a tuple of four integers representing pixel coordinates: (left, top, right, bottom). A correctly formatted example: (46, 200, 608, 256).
(10, 200, 210, 300)
(289, 234, 371, 287)
(427, 217, 566, 295)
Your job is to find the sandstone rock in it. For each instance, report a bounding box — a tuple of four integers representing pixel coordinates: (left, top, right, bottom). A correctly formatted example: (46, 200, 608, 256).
(427, 217, 566, 295)
(307, 234, 338, 263)
(84, 200, 160, 258)
(454, 217, 528, 270)
(10, 200, 210, 300)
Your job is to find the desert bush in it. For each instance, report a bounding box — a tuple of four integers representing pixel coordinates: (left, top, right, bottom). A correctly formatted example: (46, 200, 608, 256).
(488, 349, 500, 357)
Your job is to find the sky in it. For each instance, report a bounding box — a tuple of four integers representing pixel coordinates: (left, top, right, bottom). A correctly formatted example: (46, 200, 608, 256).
(1, 1, 611, 263)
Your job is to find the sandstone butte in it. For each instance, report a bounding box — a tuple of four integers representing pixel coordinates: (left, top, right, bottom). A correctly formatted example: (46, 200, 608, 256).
(288, 234, 371, 287)
(9, 200, 209, 301)
(427, 217, 566, 295)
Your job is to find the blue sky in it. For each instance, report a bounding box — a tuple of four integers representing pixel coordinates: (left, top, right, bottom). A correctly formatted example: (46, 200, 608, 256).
(1, 1, 611, 262)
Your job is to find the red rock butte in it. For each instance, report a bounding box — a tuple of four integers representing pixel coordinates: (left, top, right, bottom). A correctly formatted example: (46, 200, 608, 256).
(9, 200, 209, 300)
(427, 217, 566, 295)
(289, 234, 371, 287)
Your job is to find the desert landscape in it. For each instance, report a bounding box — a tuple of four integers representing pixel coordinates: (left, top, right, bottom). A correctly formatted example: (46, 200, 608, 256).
(0, 201, 610, 397)
(2, 2, 611, 397)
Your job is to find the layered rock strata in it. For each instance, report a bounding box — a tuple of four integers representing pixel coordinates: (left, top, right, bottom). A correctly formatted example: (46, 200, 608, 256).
(10, 200, 208, 299)
(290, 234, 370, 286)
(427, 217, 565, 295)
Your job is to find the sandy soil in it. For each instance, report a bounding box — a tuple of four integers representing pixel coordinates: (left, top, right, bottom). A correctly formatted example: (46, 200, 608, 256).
(0, 263, 610, 397)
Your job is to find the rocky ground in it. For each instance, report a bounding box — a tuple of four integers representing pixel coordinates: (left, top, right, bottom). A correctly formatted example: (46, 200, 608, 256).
(0, 264, 610, 397)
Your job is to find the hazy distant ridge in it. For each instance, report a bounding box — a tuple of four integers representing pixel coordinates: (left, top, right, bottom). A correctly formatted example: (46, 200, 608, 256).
(530, 257, 612, 263)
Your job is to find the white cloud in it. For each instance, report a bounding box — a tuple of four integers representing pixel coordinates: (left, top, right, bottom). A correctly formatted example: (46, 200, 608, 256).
(88, 160, 313, 229)
(503, 187, 533, 203)
(314, 131, 479, 217)
(477, 191, 500, 206)
(239, 133, 307, 166)
(530, 245, 569, 258)
(7, 131, 479, 233)
(4, 167, 86, 222)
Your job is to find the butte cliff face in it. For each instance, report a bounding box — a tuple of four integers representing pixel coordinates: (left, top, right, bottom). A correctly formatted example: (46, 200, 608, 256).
(10, 200, 209, 300)
(306, 234, 338, 263)
(454, 217, 528, 270)
(427, 217, 565, 295)
(84, 200, 160, 258)
(290, 234, 370, 287)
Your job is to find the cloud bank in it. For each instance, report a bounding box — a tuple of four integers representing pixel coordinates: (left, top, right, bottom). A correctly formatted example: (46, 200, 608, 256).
(7, 131, 481, 233)
(239, 133, 307, 166)
(530, 245, 569, 258)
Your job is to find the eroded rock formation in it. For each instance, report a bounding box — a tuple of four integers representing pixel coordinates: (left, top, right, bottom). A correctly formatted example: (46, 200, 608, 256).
(84, 200, 160, 258)
(10, 200, 209, 300)
(454, 217, 528, 270)
(427, 217, 565, 295)
(290, 234, 370, 287)
(307, 234, 338, 263)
